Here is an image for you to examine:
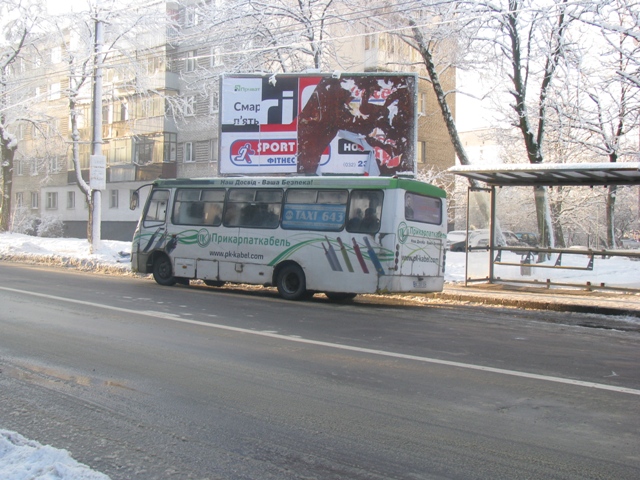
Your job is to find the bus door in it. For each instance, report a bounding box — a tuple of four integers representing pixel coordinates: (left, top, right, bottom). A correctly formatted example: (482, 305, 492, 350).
(132, 188, 171, 273)
(171, 188, 226, 282)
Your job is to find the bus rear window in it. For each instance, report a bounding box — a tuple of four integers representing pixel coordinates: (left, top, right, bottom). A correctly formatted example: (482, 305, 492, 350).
(405, 192, 442, 225)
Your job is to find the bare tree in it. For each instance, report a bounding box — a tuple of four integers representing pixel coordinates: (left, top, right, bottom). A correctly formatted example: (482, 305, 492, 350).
(558, 0, 640, 248)
(484, 0, 578, 249)
(0, 0, 45, 231)
(47, 1, 167, 244)
(574, 0, 640, 90)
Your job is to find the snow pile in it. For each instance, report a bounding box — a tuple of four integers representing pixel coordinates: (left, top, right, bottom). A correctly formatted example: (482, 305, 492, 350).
(0, 430, 110, 480)
(0, 233, 131, 275)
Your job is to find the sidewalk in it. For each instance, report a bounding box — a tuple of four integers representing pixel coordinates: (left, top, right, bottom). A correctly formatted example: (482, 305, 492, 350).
(434, 283, 640, 332)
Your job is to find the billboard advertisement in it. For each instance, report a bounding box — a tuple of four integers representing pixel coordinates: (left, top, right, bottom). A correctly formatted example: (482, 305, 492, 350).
(219, 73, 417, 176)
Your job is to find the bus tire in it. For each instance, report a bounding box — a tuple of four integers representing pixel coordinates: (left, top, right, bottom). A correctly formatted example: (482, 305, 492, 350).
(152, 254, 177, 286)
(325, 292, 357, 302)
(276, 264, 308, 300)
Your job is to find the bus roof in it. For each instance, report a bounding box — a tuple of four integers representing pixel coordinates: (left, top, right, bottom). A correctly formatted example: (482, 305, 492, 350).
(152, 176, 446, 198)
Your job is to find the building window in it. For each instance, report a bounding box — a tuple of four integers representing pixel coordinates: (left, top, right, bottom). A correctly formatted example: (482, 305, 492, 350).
(365, 33, 377, 50)
(67, 191, 75, 209)
(110, 189, 119, 208)
(184, 95, 196, 116)
(51, 46, 61, 64)
(184, 6, 198, 27)
(50, 82, 61, 100)
(120, 101, 128, 121)
(49, 156, 61, 173)
(134, 139, 154, 166)
(185, 51, 197, 72)
(15, 192, 23, 208)
(210, 138, 218, 162)
(102, 104, 110, 124)
(210, 46, 222, 67)
(164, 133, 177, 163)
(16, 160, 24, 176)
(417, 141, 427, 164)
(31, 192, 39, 209)
(46, 192, 58, 210)
(420, 93, 427, 115)
(184, 142, 194, 162)
(209, 91, 218, 114)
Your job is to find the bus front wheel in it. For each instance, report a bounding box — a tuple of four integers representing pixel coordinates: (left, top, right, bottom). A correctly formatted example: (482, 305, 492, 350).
(276, 264, 308, 300)
(153, 255, 177, 286)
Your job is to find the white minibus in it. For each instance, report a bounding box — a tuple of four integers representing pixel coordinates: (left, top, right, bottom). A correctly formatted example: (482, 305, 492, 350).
(130, 176, 446, 300)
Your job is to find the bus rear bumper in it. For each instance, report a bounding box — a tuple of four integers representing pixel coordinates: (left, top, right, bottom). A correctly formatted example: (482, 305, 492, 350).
(377, 275, 444, 294)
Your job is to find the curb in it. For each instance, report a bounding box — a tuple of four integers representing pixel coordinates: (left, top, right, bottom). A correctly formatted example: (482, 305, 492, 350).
(435, 292, 640, 318)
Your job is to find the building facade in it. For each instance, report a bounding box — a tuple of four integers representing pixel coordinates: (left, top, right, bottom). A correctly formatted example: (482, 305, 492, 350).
(5, 1, 456, 241)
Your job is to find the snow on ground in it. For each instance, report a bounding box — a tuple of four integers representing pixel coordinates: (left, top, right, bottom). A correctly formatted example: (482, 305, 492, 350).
(1, 232, 639, 478)
(0, 430, 109, 480)
(0, 233, 131, 275)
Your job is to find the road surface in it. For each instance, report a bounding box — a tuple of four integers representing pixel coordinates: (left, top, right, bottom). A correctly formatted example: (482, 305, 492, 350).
(1, 262, 638, 479)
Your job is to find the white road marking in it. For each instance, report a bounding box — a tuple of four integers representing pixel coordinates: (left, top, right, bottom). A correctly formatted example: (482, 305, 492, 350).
(2, 286, 639, 397)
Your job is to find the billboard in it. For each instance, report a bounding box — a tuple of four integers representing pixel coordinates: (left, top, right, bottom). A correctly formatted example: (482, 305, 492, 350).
(219, 73, 417, 176)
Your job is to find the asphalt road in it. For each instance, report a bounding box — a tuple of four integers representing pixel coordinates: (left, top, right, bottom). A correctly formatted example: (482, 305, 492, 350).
(0, 262, 639, 479)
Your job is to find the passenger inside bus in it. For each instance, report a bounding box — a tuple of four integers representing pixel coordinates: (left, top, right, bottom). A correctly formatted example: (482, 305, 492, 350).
(203, 203, 222, 226)
(347, 208, 363, 230)
(405, 195, 414, 220)
(360, 207, 380, 232)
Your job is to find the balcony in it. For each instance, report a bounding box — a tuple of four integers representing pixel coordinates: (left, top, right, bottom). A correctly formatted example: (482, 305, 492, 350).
(112, 71, 179, 95)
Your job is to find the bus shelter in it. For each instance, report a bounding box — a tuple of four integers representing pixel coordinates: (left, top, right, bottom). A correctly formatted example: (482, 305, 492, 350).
(448, 162, 640, 292)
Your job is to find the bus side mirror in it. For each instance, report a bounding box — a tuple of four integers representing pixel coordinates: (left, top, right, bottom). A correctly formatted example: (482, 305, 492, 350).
(130, 191, 139, 210)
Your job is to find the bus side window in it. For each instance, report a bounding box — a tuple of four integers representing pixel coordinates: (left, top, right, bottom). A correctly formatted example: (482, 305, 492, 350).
(224, 188, 282, 229)
(347, 190, 383, 234)
(143, 189, 170, 226)
(201, 189, 225, 226)
(282, 189, 347, 231)
(173, 189, 203, 225)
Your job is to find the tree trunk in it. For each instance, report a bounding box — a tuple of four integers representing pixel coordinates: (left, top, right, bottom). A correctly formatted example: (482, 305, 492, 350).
(550, 186, 565, 248)
(0, 128, 15, 232)
(534, 186, 554, 259)
(409, 22, 491, 226)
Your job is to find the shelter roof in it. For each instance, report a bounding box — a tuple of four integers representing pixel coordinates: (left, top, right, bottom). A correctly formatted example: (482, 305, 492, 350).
(448, 162, 640, 187)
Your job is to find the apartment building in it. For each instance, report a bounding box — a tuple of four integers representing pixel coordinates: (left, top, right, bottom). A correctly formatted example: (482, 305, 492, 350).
(5, 1, 456, 241)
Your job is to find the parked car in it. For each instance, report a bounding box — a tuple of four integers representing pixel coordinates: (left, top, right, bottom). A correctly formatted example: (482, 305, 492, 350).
(515, 232, 540, 247)
(503, 231, 528, 247)
(446, 230, 500, 251)
(621, 238, 640, 249)
(446, 230, 468, 251)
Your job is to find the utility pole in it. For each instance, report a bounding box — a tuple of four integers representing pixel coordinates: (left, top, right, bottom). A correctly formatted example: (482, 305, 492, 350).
(90, 2, 106, 252)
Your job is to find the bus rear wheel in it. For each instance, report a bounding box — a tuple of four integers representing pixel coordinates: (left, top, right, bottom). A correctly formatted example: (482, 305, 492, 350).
(153, 255, 177, 286)
(276, 264, 308, 300)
